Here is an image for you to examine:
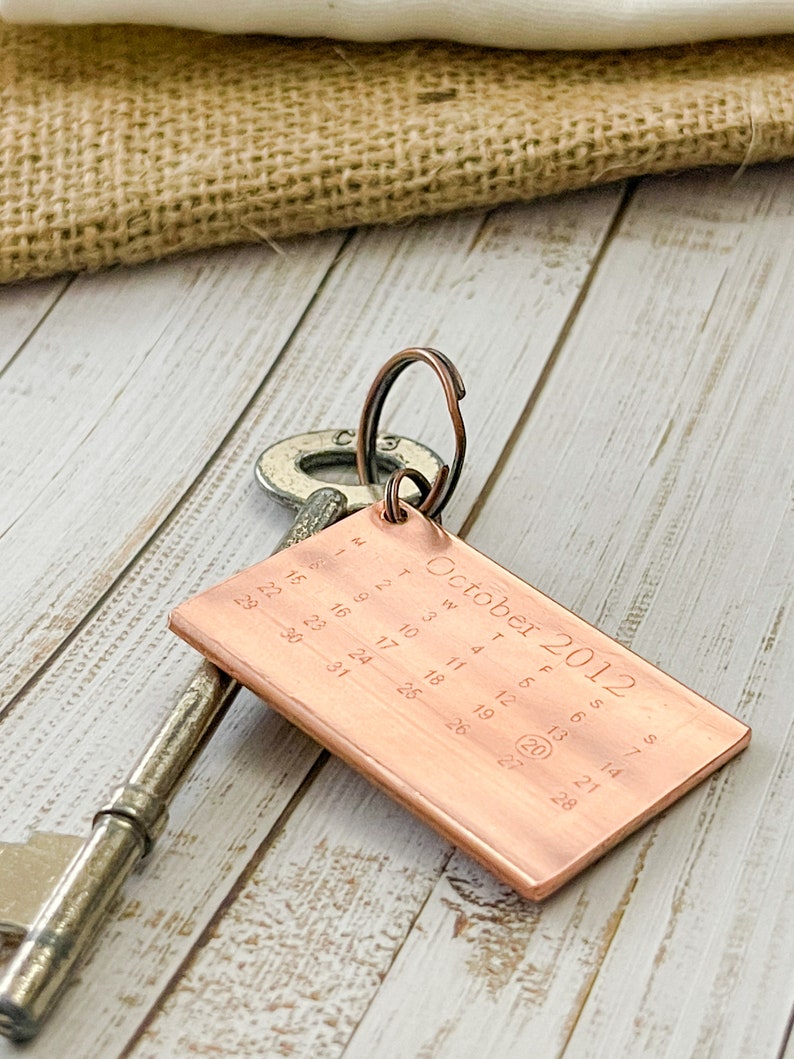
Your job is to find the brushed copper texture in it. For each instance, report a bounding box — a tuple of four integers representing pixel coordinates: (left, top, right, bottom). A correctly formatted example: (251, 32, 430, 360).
(169, 505, 750, 901)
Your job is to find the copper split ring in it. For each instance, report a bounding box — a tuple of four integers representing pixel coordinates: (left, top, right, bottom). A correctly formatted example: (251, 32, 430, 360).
(356, 347, 467, 523)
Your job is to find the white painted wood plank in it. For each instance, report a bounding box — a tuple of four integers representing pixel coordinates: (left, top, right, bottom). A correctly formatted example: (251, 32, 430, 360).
(0, 276, 69, 373)
(1, 265, 241, 535)
(126, 165, 794, 1059)
(340, 164, 794, 1059)
(0, 237, 344, 708)
(557, 209, 794, 1058)
(133, 760, 451, 1059)
(0, 188, 623, 1059)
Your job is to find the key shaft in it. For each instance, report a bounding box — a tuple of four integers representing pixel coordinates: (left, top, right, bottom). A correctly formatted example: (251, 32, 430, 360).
(0, 487, 347, 1041)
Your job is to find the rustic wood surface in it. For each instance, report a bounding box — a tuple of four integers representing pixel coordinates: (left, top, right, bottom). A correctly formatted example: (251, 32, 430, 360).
(0, 163, 790, 1059)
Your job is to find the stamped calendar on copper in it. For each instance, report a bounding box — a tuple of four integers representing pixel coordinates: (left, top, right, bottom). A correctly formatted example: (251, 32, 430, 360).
(170, 503, 750, 900)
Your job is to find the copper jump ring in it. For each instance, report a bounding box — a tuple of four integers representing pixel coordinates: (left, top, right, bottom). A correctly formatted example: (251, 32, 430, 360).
(382, 467, 435, 524)
(356, 347, 466, 522)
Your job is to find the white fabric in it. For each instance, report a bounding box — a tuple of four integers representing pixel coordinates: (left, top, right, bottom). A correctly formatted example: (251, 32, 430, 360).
(2, 0, 794, 49)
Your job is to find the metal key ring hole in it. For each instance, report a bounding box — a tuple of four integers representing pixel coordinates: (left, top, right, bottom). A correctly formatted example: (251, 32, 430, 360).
(356, 348, 466, 521)
(299, 448, 401, 488)
(255, 429, 444, 512)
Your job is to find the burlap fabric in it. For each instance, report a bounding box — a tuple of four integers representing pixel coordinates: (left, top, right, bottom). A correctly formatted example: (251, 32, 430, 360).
(1, 26, 793, 283)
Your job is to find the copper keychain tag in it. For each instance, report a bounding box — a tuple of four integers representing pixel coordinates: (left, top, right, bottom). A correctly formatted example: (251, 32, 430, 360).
(170, 502, 750, 900)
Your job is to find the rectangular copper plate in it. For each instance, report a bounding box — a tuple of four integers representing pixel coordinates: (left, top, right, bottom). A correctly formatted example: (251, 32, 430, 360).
(169, 504, 750, 900)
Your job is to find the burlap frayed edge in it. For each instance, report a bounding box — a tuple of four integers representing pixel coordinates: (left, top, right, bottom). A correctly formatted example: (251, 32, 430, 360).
(1, 26, 793, 283)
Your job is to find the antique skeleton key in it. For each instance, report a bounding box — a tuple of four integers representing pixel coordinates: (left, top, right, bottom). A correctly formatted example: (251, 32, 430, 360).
(0, 428, 443, 1041)
(171, 349, 751, 906)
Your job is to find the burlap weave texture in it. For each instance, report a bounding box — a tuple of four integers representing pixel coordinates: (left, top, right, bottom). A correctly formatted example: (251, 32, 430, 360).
(1, 26, 793, 283)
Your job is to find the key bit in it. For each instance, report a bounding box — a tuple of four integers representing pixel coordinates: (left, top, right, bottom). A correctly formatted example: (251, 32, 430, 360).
(0, 834, 84, 937)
